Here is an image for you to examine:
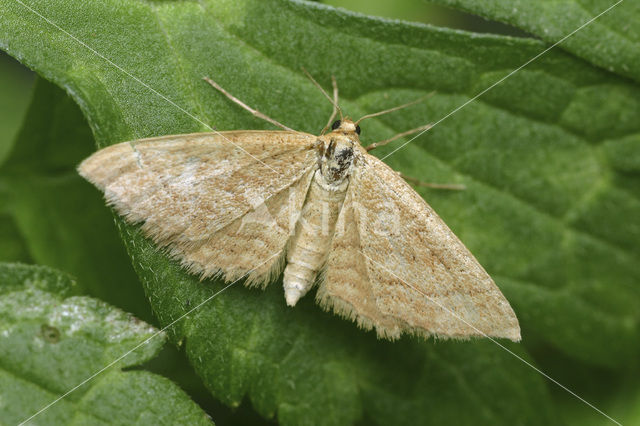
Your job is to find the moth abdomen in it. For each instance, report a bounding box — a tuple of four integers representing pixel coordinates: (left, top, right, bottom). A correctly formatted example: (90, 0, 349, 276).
(283, 172, 348, 306)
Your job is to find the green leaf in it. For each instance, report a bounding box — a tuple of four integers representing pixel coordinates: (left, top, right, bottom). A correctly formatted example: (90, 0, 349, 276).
(0, 77, 151, 319)
(429, 0, 640, 82)
(1, 0, 638, 423)
(542, 354, 640, 426)
(564, 379, 640, 426)
(0, 262, 212, 425)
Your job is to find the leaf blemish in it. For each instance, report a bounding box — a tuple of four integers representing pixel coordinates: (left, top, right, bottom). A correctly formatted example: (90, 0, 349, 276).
(40, 324, 61, 343)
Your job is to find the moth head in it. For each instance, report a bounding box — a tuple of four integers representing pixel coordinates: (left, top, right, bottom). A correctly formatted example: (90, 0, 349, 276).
(325, 118, 358, 155)
(330, 118, 361, 137)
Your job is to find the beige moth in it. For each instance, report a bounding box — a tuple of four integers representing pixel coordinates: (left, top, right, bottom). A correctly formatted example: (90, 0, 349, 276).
(78, 77, 520, 342)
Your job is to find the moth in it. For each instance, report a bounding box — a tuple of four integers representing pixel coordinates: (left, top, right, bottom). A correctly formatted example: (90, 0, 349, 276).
(78, 75, 520, 341)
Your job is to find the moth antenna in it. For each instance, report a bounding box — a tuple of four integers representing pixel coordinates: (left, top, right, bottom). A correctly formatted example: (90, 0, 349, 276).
(321, 76, 343, 134)
(301, 68, 343, 132)
(203, 76, 295, 131)
(355, 91, 435, 125)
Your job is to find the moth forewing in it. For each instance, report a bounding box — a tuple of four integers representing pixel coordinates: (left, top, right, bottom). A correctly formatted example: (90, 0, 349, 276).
(79, 104, 520, 342)
(78, 130, 318, 286)
(339, 154, 520, 341)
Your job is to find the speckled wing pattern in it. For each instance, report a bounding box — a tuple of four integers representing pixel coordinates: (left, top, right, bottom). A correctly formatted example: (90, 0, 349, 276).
(318, 154, 521, 341)
(78, 131, 318, 286)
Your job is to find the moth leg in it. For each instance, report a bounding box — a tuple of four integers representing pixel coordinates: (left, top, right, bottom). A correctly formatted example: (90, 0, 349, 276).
(365, 124, 432, 152)
(397, 171, 466, 190)
(203, 76, 295, 131)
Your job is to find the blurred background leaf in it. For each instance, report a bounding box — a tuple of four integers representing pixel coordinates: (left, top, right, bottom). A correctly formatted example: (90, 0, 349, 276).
(0, 52, 34, 163)
(0, 52, 34, 264)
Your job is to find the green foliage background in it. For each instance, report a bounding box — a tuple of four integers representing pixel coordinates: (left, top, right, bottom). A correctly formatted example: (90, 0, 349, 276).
(0, 0, 638, 424)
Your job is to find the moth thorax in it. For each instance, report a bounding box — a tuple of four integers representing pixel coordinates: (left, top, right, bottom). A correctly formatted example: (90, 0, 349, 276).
(320, 137, 355, 186)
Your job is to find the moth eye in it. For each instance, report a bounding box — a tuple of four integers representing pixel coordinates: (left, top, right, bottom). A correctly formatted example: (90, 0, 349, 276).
(355, 125, 361, 135)
(331, 120, 341, 130)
